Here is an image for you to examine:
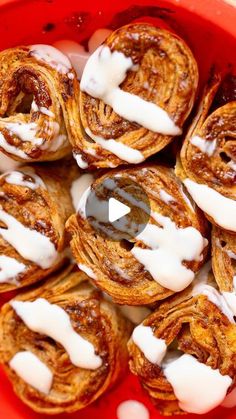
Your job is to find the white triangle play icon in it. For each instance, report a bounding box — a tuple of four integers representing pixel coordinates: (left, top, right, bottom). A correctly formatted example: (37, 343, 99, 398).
(108, 198, 131, 223)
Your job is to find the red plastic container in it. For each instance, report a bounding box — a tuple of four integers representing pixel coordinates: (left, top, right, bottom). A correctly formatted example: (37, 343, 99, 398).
(0, 0, 235, 418)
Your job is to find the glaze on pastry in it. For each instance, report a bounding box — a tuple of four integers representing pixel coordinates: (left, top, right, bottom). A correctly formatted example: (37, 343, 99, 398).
(128, 262, 236, 415)
(70, 23, 198, 169)
(0, 266, 131, 413)
(66, 165, 209, 305)
(178, 75, 236, 232)
(0, 161, 76, 292)
(0, 46, 77, 162)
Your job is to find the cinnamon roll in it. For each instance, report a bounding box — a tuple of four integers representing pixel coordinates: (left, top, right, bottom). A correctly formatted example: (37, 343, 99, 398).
(0, 266, 131, 413)
(212, 225, 236, 317)
(71, 23, 198, 169)
(128, 262, 236, 415)
(0, 161, 76, 292)
(178, 75, 236, 233)
(66, 165, 209, 305)
(0, 45, 77, 162)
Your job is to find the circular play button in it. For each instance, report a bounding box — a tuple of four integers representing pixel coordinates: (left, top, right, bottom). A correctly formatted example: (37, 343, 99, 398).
(78, 174, 151, 241)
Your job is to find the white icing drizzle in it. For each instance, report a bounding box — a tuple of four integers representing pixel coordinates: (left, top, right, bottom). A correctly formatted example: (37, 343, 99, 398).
(4, 168, 45, 190)
(86, 147, 97, 157)
(85, 127, 144, 164)
(67, 72, 74, 79)
(48, 133, 67, 152)
(110, 263, 132, 281)
(78, 263, 97, 280)
(31, 100, 39, 112)
(0, 133, 29, 159)
(192, 263, 235, 323)
(53, 41, 88, 79)
(30, 44, 71, 74)
(11, 298, 102, 370)
(226, 249, 236, 259)
(193, 283, 235, 323)
(0, 208, 58, 269)
(119, 306, 151, 324)
(70, 174, 94, 210)
(81, 46, 181, 135)
(0, 120, 66, 158)
(222, 277, 236, 317)
(39, 121, 67, 152)
(9, 351, 53, 394)
(77, 186, 91, 218)
(159, 189, 175, 204)
(39, 107, 55, 117)
(163, 353, 232, 414)
(184, 179, 236, 232)
(0, 255, 26, 284)
(190, 135, 216, 156)
(5, 122, 43, 146)
(31, 101, 55, 117)
(222, 387, 236, 408)
(132, 324, 167, 365)
(131, 212, 207, 292)
(117, 400, 150, 419)
(0, 152, 21, 173)
(103, 178, 149, 213)
(73, 152, 89, 169)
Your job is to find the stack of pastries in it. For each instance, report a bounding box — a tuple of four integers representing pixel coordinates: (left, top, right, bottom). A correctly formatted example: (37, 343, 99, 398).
(0, 22, 235, 416)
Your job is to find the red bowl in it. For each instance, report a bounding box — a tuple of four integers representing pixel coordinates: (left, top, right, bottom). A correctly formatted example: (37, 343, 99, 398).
(0, 0, 235, 418)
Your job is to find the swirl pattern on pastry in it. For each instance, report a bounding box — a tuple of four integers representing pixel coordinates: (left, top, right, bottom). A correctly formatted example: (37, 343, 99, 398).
(71, 23, 198, 169)
(66, 165, 208, 305)
(0, 266, 131, 413)
(0, 161, 76, 292)
(0, 45, 78, 162)
(212, 226, 236, 316)
(128, 264, 236, 415)
(178, 75, 236, 232)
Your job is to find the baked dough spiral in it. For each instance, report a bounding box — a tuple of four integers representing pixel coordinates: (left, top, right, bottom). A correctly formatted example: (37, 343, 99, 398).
(0, 46, 77, 162)
(0, 266, 131, 413)
(66, 165, 208, 305)
(178, 75, 236, 232)
(71, 23, 198, 169)
(0, 160, 76, 292)
(128, 265, 236, 415)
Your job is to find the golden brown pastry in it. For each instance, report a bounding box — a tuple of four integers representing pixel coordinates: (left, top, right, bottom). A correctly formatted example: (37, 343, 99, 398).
(66, 165, 209, 305)
(0, 160, 77, 292)
(0, 266, 131, 413)
(177, 75, 236, 233)
(70, 23, 198, 169)
(0, 45, 78, 162)
(212, 225, 236, 301)
(128, 263, 236, 415)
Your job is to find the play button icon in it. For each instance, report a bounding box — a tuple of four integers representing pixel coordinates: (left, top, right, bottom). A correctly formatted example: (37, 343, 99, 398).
(80, 172, 151, 241)
(108, 198, 131, 222)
